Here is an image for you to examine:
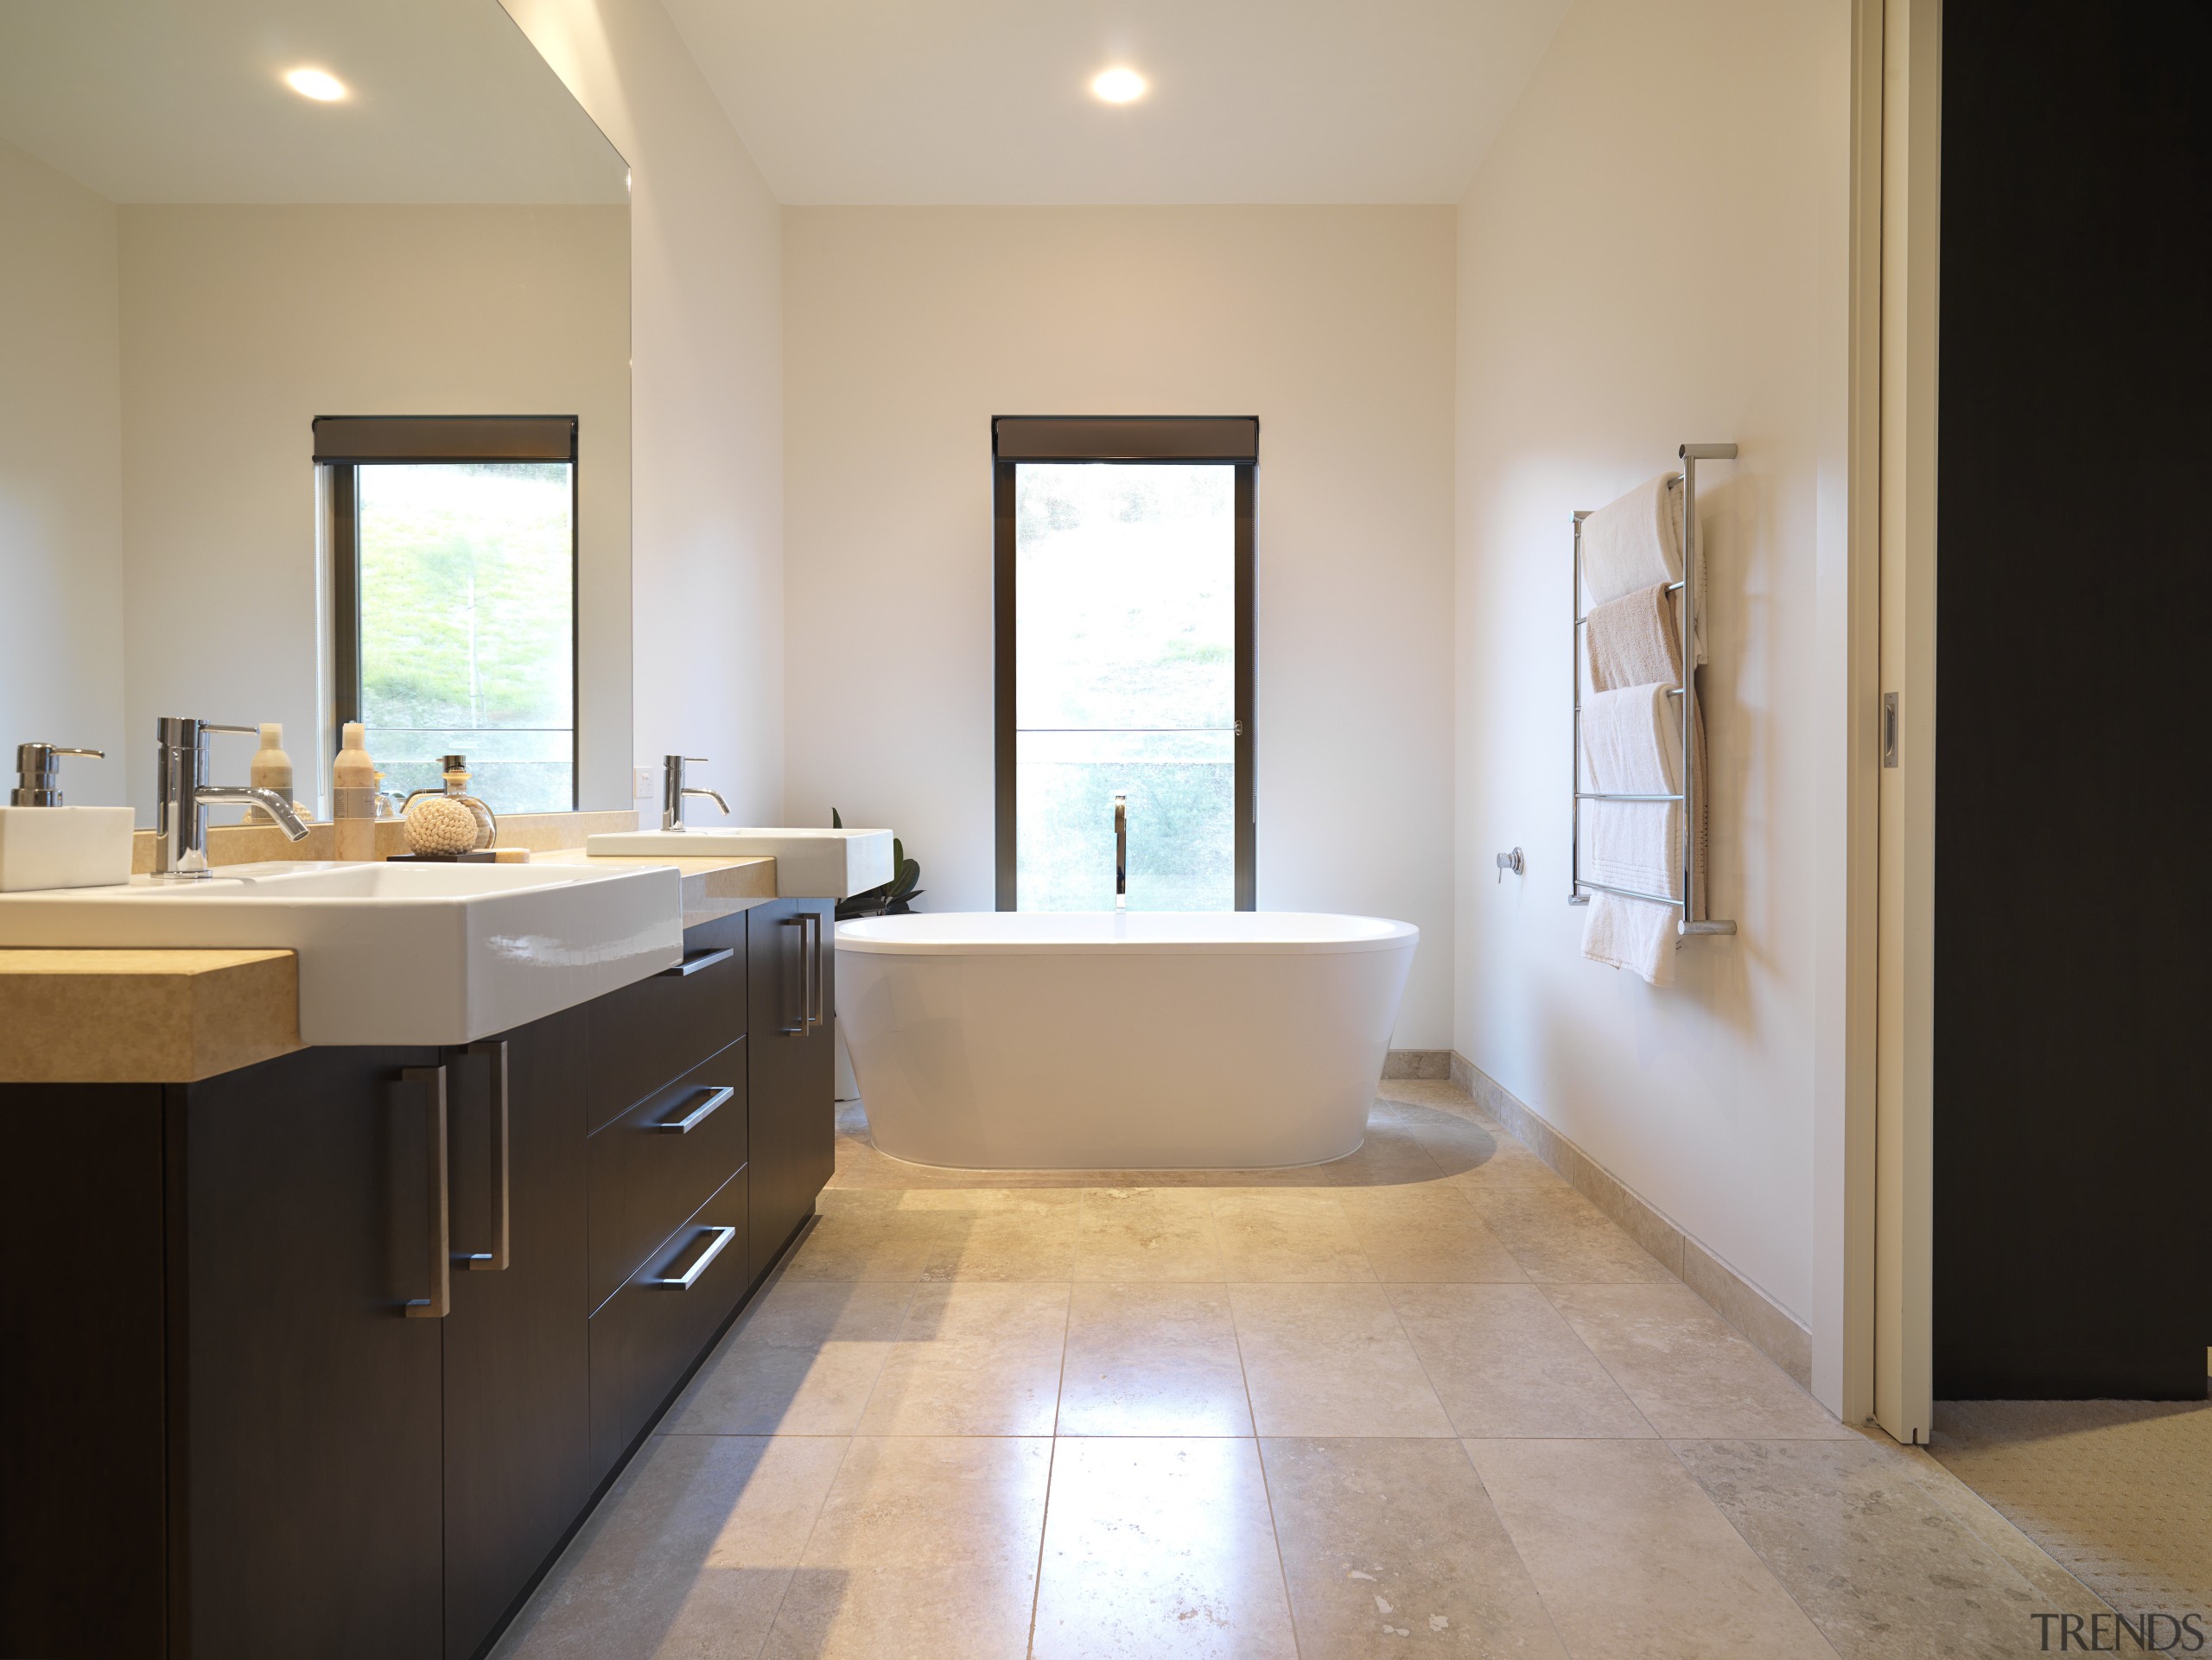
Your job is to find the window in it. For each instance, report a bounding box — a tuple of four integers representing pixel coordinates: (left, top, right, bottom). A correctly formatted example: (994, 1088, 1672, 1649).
(994, 417, 1256, 911)
(318, 417, 578, 811)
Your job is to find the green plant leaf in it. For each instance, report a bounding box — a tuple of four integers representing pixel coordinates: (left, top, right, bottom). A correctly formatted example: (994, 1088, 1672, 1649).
(833, 807, 842, 829)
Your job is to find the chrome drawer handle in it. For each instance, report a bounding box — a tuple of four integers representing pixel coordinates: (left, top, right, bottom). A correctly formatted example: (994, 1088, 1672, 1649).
(460, 1040, 510, 1270)
(659, 945, 734, 978)
(656, 1084, 733, 1134)
(401, 1065, 450, 1319)
(653, 1224, 735, 1289)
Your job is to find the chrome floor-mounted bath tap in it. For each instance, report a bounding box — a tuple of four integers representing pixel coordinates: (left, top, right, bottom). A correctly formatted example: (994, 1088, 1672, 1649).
(1114, 790, 1127, 912)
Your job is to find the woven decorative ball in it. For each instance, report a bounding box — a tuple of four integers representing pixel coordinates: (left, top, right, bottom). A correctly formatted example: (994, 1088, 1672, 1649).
(404, 795, 480, 856)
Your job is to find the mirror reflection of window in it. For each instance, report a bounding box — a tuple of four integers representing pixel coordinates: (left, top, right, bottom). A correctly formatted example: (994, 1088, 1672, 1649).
(319, 417, 579, 813)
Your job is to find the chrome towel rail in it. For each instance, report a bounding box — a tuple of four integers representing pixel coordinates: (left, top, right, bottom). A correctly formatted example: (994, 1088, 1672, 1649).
(1569, 442, 1738, 939)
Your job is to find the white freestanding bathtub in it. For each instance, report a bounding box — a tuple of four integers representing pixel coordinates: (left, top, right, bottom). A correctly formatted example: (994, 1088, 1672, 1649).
(836, 912, 1418, 1169)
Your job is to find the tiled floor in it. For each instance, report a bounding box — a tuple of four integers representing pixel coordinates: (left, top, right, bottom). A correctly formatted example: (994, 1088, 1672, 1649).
(496, 1078, 2108, 1659)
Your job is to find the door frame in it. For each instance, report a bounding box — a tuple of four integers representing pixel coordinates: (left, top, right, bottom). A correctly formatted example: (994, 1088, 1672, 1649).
(1834, 0, 1942, 1442)
(1871, 0, 1942, 1447)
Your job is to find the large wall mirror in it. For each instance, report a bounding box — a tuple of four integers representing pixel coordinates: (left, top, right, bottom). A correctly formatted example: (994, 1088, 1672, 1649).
(0, 0, 631, 821)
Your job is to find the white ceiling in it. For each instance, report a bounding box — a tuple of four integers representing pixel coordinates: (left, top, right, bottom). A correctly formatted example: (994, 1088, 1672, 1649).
(0, 0, 626, 204)
(661, 0, 1573, 205)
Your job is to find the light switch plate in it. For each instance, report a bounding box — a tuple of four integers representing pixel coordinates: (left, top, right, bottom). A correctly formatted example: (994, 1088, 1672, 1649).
(632, 766, 654, 799)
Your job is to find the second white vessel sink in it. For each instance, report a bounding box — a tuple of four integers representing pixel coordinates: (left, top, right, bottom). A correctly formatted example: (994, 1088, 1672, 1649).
(0, 860, 683, 1046)
(585, 827, 893, 898)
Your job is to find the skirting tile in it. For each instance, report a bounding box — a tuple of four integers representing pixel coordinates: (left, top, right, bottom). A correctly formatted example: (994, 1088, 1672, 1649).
(1683, 1239, 1813, 1390)
(1452, 1053, 1812, 1390)
(1382, 1048, 1452, 1080)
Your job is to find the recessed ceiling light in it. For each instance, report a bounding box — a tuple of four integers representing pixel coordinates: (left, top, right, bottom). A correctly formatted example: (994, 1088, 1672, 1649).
(1090, 67, 1147, 105)
(283, 67, 347, 102)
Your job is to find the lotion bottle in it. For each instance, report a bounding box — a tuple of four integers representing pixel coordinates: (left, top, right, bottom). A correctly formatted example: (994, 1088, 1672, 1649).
(333, 722, 378, 862)
(248, 723, 295, 825)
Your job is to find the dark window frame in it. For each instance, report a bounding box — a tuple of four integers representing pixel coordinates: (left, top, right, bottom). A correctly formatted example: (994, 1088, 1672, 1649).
(992, 416, 1257, 912)
(317, 415, 582, 811)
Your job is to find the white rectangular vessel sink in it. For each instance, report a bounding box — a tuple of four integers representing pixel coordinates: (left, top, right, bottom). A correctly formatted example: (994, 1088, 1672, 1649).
(585, 827, 893, 898)
(0, 861, 683, 1046)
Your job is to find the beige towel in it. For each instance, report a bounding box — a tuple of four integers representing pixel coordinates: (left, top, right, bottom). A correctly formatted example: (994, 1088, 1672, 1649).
(1578, 681, 1709, 985)
(1583, 579, 1707, 911)
(1580, 473, 1707, 664)
(1584, 581, 1683, 694)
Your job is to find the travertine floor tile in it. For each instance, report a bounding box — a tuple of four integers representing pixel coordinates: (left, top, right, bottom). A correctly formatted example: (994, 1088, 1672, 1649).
(1314, 1120, 1447, 1187)
(1463, 1183, 1675, 1284)
(1396, 1105, 1561, 1188)
(1387, 1284, 1651, 1439)
(1372, 1078, 1484, 1114)
(504, 1093, 2120, 1660)
(1229, 1282, 1454, 1439)
(909, 1191, 1082, 1282)
(854, 1281, 1070, 1436)
(1338, 1185, 1530, 1282)
(1074, 1187, 1227, 1281)
(493, 1434, 845, 1659)
(778, 1194, 952, 1282)
(1466, 1437, 1840, 1659)
(1675, 1437, 2050, 1658)
(1546, 1283, 1851, 1441)
(1263, 1435, 1569, 1656)
(662, 1281, 915, 1436)
(1058, 1282, 1254, 1436)
(772, 1435, 1052, 1659)
(1032, 1438, 1298, 1658)
(1211, 1189, 1376, 1281)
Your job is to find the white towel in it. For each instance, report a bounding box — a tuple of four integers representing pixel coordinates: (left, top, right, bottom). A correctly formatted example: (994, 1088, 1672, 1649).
(1579, 684, 1683, 986)
(1580, 473, 1707, 665)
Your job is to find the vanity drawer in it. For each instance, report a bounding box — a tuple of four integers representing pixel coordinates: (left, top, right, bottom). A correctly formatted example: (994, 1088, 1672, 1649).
(588, 1167, 751, 1472)
(586, 911, 746, 1134)
(587, 1040, 747, 1314)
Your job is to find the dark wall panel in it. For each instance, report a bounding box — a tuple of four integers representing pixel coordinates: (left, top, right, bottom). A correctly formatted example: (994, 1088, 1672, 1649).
(1934, 0, 2211, 1398)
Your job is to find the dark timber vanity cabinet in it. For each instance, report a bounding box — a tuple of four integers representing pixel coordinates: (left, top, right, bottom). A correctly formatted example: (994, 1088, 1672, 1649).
(0, 897, 836, 1659)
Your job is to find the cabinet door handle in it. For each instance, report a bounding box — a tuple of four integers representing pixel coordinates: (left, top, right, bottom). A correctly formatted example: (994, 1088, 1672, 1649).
(460, 1040, 510, 1270)
(804, 910, 824, 1032)
(657, 1084, 734, 1134)
(779, 914, 806, 1036)
(402, 1065, 450, 1319)
(652, 1224, 735, 1289)
(659, 946, 734, 977)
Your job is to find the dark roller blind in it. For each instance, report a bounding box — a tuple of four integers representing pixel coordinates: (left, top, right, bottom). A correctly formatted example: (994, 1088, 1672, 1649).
(312, 415, 576, 464)
(992, 416, 1258, 464)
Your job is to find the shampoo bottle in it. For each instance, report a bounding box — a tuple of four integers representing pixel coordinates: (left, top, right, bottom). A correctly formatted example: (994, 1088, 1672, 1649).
(333, 722, 378, 862)
(249, 723, 294, 825)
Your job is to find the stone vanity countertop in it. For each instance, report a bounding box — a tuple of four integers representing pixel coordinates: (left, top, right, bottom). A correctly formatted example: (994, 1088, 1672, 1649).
(0, 948, 302, 1084)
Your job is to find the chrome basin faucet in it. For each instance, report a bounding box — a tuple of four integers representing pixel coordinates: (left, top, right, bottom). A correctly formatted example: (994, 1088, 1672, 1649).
(153, 717, 308, 878)
(661, 755, 730, 832)
(1114, 791, 1128, 912)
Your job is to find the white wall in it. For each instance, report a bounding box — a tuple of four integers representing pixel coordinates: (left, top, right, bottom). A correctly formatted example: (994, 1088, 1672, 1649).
(116, 204, 631, 819)
(501, 0, 785, 821)
(1453, 0, 1851, 1330)
(784, 207, 1459, 1047)
(0, 137, 127, 805)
